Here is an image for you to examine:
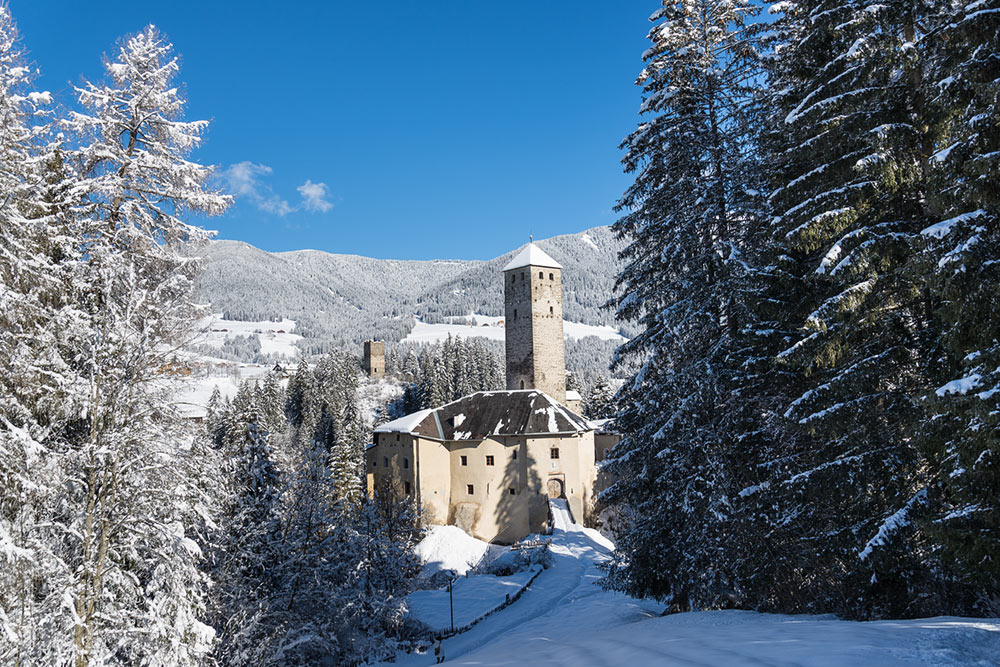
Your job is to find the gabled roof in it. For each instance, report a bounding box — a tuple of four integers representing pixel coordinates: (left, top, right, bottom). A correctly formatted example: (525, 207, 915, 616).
(502, 243, 562, 271)
(375, 390, 591, 440)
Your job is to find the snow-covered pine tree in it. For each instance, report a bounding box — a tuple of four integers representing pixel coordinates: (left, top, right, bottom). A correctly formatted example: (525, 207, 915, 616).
(583, 378, 616, 420)
(50, 24, 230, 664)
(913, 0, 1000, 598)
(603, 0, 764, 608)
(761, 0, 955, 616)
(0, 7, 88, 662)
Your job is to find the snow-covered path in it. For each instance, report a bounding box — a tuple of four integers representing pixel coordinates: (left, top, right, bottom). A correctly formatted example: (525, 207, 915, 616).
(387, 500, 1000, 666)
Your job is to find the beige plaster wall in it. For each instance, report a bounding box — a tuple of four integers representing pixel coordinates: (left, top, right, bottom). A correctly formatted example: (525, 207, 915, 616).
(447, 437, 527, 543)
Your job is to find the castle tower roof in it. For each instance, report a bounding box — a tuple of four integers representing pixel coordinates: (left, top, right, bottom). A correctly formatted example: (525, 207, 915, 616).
(502, 243, 562, 271)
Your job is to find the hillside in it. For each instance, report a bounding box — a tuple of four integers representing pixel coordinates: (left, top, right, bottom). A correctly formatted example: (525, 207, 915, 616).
(193, 226, 631, 355)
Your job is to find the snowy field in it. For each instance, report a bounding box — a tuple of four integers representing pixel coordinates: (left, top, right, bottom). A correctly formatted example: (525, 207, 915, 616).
(407, 567, 541, 633)
(192, 313, 302, 358)
(403, 315, 625, 344)
(386, 501, 1000, 666)
(415, 525, 507, 577)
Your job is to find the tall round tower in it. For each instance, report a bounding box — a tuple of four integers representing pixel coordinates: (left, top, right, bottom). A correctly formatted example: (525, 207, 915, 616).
(502, 243, 566, 403)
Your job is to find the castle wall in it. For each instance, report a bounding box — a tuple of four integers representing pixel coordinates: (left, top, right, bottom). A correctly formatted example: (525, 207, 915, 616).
(448, 437, 528, 543)
(524, 431, 593, 528)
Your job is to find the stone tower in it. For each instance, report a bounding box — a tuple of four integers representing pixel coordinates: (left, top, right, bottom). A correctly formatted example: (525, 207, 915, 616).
(363, 340, 385, 379)
(503, 243, 566, 402)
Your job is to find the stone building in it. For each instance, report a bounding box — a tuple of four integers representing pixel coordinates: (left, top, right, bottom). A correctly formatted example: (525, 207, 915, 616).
(367, 242, 614, 542)
(363, 339, 385, 379)
(367, 390, 595, 542)
(503, 244, 566, 402)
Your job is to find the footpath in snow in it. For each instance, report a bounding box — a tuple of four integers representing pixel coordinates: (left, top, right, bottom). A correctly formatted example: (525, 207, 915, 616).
(385, 499, 1000, 666)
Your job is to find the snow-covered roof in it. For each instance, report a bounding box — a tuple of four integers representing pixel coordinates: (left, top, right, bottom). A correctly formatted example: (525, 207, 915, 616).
(375, 390, 591, 440)
(565, 389, 582, 401)
(502, 243, 562, 271)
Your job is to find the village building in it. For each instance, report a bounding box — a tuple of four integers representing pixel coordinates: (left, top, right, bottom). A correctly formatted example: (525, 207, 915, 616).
(367, 243, 615, 543)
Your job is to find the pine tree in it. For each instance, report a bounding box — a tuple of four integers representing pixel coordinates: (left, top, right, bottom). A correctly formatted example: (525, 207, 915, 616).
(584, 378, 616, 420)
(912, 0, 1000, 595)
(761, 0, 952, 617)
(603, 0, 764, 608)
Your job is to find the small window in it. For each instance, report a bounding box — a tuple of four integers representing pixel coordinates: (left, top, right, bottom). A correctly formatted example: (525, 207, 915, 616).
(383, 456, 389, 467)
(403, 458, 409, 469)
(549, 306, 553, 315)
(404, 481, 412, 495)
(486, 455, 494, 466)
(512, 450, 517, 460)
(396, 433, 400, 441)
(467, 484, 474, 495)
(521, 272, 525, 280)
(539, 271, 543, 279)
(551, 448, 560, 459)
(371, 459, 377, 467)
(549, 272, 554, 280)
(511, 274, 516, 284)
(374, 434, 379, 445)
(461, 455, 468, 466)
(509, 487, 516, 495)
(520, 380, 525, 390)
(513, 309, 517, 320)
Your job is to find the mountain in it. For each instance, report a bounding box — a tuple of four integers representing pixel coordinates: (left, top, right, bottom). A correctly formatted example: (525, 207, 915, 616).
(192, 226, 631, 355)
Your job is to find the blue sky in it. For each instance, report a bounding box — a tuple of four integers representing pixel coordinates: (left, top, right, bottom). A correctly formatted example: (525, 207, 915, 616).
(11, 1, 649, 260)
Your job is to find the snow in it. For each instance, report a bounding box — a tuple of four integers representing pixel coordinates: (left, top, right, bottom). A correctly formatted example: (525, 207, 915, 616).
(193, 313, 302, 359)
(921, 210, 987, 239)
(381, 500, 1000, 666)
(402, 317, 626, 344)
(407, 567, 541, 633)
(375, 408, 435, 434)
(936, 374, 983, 397)
(580, 234, 599, 251)
(502, 243, 563, 271)
(415, 525, 503, 577)
(859, 489, 928, 560)
(172, 375, 240, 419)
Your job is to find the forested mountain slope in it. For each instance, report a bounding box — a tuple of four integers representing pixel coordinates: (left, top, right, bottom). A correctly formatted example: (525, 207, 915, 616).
(193, 226, 630, 351)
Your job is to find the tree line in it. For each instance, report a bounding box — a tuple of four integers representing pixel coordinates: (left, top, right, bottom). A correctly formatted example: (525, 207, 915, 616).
(604, 0, 999, 619)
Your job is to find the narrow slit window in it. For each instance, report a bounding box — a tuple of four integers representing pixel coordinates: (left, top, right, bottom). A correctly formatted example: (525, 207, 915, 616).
(461, 455, 468, 466)
(404, 481, 411, 495)
(486, 455, 494, 466)
(549, 306, 553, 315)
(550, 448, 560, 459)
(509, 487, 516, 495)
(512, 450, 517, 460)
(403, 458, 409, 469)
(539, 271, 544, 279)
(467, 484, 474, 495)
(383, 456, 389, 467)
(549, 272, 554, 280)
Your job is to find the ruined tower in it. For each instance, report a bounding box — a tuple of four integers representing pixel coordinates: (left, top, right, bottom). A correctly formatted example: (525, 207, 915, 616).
(363, 340, 385, 379)
(503, 243, 566, 403)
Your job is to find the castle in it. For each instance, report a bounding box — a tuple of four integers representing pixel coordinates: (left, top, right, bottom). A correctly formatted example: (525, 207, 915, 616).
(366, 243, 614, 542)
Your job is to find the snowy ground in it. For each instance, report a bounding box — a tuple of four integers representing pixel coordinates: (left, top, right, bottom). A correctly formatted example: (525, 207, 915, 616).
(402, 315, 625, 345)
(407, 567, 541, 633)
(192, 313, 302, 359)
(384, 500, 1000, 666)
(415, 525, 506, 578)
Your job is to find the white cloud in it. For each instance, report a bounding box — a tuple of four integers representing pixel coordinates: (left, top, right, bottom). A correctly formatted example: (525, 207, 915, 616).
(296, 179, 333, 213)
(220, 161, 293, 216)
(220, 162, 334, 217)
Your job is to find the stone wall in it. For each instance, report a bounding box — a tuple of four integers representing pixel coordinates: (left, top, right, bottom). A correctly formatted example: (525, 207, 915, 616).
(363, 339, 385, 379)
(504, 266, 566, 402)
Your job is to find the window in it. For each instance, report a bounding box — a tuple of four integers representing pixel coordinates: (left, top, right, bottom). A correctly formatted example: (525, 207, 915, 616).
(539, 271, 543, 279)
(374, 433, 379, 445)
(520, 380, 525, 390)
(371, 459, 377, 467)
(486, 455, 494, 466)
(509, 487, 516, 495)
(521, 272, 525, 280)
(383, 456, 389, 467)
(549, 306, 553, 315)
(396, 433, 400, 441)
(550, 448, 560, 459)
(512, 450, 517, 460)
(461, 455, 468, 466)
(511, 274, 516, 284)
(467, 484, 474, 495)
(404, 481, 411, 495)
(513, 309, 517, 320)
(403, 458, 409, 469)
(549, 272, 554, 280)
